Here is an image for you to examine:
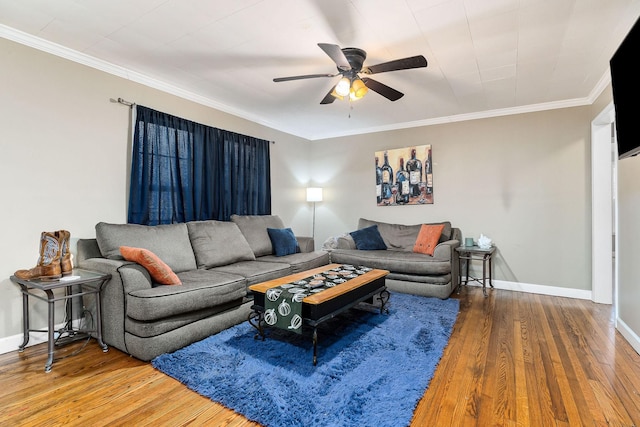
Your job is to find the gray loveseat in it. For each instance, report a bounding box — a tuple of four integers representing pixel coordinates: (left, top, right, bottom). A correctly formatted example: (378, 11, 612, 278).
(76, 215, 329, 361)
(327, 218, 461, 299)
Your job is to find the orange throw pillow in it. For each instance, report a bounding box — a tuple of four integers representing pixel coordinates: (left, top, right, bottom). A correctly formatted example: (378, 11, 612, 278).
(413, 224, 446, 256)
(120, 246, 181, 285)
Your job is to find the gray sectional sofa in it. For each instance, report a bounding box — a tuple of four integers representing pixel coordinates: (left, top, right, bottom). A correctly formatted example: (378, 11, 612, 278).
(76, 215, 329, 361)
(328, 218, 461, 299)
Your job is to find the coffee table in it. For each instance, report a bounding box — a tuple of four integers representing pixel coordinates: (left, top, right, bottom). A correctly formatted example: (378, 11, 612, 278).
(248, 263, 390, 365)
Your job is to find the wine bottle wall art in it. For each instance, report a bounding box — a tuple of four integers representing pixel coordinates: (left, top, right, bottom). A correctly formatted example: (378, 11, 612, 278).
(374, 144, 433, 206)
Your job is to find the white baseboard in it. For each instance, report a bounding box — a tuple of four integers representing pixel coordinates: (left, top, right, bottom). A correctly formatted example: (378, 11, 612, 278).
(461, 278, 593, 300)
(0, 320, 81, 356)
(0, 331, 47, 355)
(616, 317, 640, 356)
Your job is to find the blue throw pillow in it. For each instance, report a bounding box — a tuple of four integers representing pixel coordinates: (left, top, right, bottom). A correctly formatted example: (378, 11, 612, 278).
(267, 227, 299, 257)
(350, 225, 387, 250)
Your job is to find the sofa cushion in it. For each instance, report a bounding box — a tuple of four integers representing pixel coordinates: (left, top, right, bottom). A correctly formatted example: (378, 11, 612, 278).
(231, 215, 284, 257)
(267, 227, 299, 256)
(95, 222, 197, 273)
(120, 246, 181, 285)
(125, 298, 247, 338)
(350, 225, 387, 250)
(358, 218, 452, 250)
(126, 269, 246, 322)
(211, 260, 292, 286)
(231, 215, 286, 257)
(330, 249, 451, 275)
(258, 251, 331, 273)
(413, 224, 445, 256)
(187, 220, 255, 268)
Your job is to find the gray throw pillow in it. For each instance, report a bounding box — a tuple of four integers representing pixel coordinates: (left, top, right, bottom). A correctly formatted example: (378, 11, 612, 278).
(186, 220, 255, 268)
(230, 215, 286, 257)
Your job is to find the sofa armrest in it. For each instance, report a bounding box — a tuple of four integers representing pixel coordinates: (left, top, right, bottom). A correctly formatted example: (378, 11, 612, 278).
(432, 239, 458, 258)
(76, 238, 102, 265)
(296, 236, 314, 253)
(335, 235, 356, 250)
(433, 239, 460, 285)
(78, 257, 153, 294)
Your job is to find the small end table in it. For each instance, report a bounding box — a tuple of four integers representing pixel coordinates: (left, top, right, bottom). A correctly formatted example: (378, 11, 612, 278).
(10, 268, 111, 372)
(455, 245, 496, 297)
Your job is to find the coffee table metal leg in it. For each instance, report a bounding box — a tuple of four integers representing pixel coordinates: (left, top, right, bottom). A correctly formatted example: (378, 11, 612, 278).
(248, 307, 265, 341)
(312, 327, 318, 366)
(377, 289, 390, 314)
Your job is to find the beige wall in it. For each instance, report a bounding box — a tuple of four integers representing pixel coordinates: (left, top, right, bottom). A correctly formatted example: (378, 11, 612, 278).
(310, 108, 592, 290)
(0, 38, 311, 342)
(0, 35, 603, 347)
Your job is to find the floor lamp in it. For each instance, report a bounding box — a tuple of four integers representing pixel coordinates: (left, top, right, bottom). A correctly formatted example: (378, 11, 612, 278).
(306, 187, 323, 240)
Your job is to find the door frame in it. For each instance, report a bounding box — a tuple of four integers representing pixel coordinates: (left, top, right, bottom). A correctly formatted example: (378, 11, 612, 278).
(591, 101, 616, 305)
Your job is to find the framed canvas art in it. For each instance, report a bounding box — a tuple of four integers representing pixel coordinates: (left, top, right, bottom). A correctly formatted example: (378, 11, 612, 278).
(375, 145, 433, 206)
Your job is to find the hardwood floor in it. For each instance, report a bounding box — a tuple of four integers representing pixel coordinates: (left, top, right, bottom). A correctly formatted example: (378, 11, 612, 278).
(1, 287, 639, 426)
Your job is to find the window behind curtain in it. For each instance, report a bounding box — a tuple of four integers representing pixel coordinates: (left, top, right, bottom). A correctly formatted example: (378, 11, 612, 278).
(128, 105, 271, 225)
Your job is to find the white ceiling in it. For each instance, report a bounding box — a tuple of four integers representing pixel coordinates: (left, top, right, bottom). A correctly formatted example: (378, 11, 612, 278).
(1, 0, 639, 140)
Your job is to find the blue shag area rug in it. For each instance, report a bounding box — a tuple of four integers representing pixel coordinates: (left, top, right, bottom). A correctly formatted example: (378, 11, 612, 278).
(152, 292, 459, 427)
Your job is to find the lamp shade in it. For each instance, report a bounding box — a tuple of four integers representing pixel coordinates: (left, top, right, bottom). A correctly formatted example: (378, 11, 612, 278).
(351, 78, 368, 99)
(306, 187, 323, 202)
(335, 77, 351, 97)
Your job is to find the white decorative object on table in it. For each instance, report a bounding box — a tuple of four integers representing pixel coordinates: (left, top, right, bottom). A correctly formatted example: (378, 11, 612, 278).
(477, 234, 492, 249)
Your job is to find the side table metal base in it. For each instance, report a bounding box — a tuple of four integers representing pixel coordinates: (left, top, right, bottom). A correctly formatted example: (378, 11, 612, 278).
(11, 269, 111, 372)
(455, 245, 496, 297)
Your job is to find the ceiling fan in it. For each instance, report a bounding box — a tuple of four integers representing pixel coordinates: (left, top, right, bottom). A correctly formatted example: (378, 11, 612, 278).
(273, 43, 428, 104)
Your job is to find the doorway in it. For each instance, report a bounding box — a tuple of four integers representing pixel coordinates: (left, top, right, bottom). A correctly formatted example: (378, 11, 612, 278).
(591, 101, 616, 306)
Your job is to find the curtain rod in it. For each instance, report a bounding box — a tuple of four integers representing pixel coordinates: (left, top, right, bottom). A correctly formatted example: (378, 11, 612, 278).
(111, 97, 274, 144)
(110, 97, 135, 108)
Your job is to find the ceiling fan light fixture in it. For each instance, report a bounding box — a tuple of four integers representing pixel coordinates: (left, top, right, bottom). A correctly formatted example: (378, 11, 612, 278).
(351, 78, 368, 99)
(330, 88, 344, 100)
(349, 88, 364, 101)
(335, 77, 351, 97)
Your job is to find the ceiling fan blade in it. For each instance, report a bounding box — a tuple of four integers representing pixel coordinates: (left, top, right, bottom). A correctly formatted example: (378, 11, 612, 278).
(362, 55, 427, 75)
(273, 73, 337, 82)
(318, 43, 351, 71)
(320, 86, 338, 104)
(361, 77, 404, 101)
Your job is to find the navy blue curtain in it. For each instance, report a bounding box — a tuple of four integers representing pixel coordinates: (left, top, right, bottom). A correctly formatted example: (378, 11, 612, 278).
(128, 105, 271, 225)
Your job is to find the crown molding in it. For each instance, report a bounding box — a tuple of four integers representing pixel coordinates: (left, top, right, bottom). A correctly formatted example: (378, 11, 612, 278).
(308, 97, 594, 140)
(310, 70, 612, 140)
(0, 25, 286, 134)
(1, 24, 611, 142)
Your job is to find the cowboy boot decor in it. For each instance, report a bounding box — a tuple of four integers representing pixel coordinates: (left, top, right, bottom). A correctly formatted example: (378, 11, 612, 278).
(58, 230, 72, 276)
(14, 231, 62, 281)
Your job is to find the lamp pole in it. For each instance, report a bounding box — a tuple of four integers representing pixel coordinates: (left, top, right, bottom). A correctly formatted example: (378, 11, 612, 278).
(312, 201, 317, 240)
(306, 187, 323, 241)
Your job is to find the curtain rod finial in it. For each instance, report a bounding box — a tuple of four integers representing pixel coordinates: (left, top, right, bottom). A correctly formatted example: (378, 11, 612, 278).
(113, 97, 135, 107)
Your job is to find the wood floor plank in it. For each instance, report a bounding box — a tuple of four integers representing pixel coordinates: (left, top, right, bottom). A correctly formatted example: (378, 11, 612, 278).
(1, 287, 640, 427)
(530, 293, 583, 426)
(549, 295, 617, 426)
(483, 288, 517, 425)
